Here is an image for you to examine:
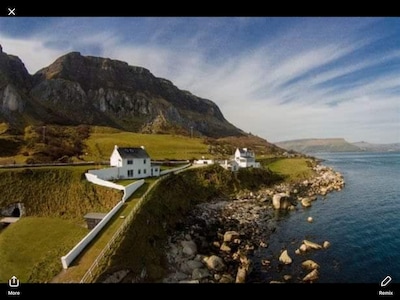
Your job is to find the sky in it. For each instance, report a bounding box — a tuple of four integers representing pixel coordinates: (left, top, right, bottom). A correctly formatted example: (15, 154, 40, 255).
(0, 17, 399, 144)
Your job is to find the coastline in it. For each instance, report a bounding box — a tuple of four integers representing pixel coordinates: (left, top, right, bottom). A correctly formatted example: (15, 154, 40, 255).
(162, 160, 345, 283)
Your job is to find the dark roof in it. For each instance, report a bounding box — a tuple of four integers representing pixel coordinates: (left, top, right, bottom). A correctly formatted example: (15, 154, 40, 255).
(237, 148, 254, 157)
(117, 147, 150, 159)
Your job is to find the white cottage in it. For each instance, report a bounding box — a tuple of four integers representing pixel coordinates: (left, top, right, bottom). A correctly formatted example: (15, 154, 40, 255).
(110, 145, 160, 179)
(234, 148, 260, 168)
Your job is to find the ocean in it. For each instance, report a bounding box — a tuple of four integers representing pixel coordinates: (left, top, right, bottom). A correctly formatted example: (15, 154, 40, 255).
(252, 152, 400, 284)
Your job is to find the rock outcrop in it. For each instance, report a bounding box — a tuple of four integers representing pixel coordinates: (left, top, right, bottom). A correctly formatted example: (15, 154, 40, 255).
(0, 47, 244, 138)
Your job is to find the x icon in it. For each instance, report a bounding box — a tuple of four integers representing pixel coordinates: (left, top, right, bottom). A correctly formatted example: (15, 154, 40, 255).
(7, 7, 16, 16)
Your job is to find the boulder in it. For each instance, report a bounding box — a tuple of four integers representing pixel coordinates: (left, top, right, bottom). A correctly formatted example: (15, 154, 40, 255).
(295, 249, 301, 255)
(204, 255, 226, 271)
(223, 231, 240, 242)
(299, 244, 307, 252)
(301, 197, 312, 208)
(186, 260, 204, 270)
(235, 266, 247, 283)
(213, 241, 221, 248)
(323, 241, 331, 249)
(279, 250, 292, 265)
(303, 269, 319, 282)
(272, 193, 291, 209)
(172, 272, 188, 281)
(301, 260, 320, 270)
(181, 240, 197, 257)
(303, 240, 322, 250)
(283, 275, 292, 281)
(220, 243, 231, 252)
(307, 216, 313, 223)
(192, 268, 210, 280)
(240, 256, 252, 273)
(219, 274, 235, 283)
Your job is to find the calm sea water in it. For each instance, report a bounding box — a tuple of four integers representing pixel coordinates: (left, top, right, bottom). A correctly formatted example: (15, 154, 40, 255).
(252, 152, 400, 283)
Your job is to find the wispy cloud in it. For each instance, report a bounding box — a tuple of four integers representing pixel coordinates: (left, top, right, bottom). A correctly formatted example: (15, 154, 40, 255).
(0, 17, 398, 144)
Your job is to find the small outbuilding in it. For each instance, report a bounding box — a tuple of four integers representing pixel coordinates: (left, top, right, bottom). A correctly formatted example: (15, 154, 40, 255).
(84, 212, 107, 230)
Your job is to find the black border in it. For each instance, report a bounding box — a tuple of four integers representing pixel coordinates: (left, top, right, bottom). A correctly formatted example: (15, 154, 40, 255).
(0, 3, 397, 17)
(1, 283, 398, 299)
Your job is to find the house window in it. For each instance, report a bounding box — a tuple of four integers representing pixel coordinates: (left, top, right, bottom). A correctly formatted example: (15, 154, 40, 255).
(143, 159, 146, 164)
(154, 168, 158, 172)
(127, 170, 134, 177)
(144, 169, 147, 174)
(138, 169, 141, 175)
(127, 160, 133, 165)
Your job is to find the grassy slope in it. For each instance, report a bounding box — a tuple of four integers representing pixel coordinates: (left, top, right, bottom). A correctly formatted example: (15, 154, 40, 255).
(0, 166, 121, 283)
(0, 217, 88, 283)
(266, 157, 315, 182)
(84, 130, 209, 161)
(0, 166, 121, 220)
(52, 180, 155, 283)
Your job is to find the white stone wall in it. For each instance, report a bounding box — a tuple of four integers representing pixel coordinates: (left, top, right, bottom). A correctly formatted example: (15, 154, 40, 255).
(122, 180, 145, 202)
(61, 200, 124, 269)
(85, 173, 123, 190)
(61, 177, 145, 269)
(159, 163, 191, 176)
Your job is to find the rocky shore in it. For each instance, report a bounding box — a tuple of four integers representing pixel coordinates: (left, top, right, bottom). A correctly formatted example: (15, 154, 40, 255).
(162, 163, 344, 283)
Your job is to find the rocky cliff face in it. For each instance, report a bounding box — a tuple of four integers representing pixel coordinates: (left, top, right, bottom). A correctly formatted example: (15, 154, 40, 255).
(0, 48, 243, 137)
(0, 46, 32, 119)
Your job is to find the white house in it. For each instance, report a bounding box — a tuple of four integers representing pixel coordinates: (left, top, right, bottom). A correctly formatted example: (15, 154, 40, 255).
(88, 145, 161, 180)
(220, 159, 239, 171)
(234, 148, 260, 168)
(110, 145, 160, 179)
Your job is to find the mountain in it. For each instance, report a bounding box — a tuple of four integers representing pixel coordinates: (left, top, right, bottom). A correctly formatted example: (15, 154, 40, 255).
(0, 47, 243, 138)
(276, 138, 361, 153)
(352, 141, 400, 152)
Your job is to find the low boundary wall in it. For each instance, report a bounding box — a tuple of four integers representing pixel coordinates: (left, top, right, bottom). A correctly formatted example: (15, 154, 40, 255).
(60, 176, 144, 269)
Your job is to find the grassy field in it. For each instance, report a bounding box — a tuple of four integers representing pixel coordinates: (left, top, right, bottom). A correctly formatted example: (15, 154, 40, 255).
(51, 181, 153, 283)
(84, 129, 209, 161)
(0, 165, 123, 283)
(0, 217, 88, 283)
(266, 158, 315, 182)
(0, 166, 121, 220)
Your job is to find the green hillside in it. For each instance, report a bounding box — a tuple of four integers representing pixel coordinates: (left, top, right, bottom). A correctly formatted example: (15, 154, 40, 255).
(276, 138, 361, 153)
(0, 166, 121, 220)
(84, 126, 210, 161)
(0, 166, 121, 283)
(0, 217, 87, 283)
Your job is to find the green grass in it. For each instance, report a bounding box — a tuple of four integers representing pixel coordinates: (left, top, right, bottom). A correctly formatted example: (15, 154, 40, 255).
(84, 131, 209, 161)
(266, 158, 315, 182)
(0, 217, 88, 283)
(51, 181, 152, 283)
(0, 166, 121, 220)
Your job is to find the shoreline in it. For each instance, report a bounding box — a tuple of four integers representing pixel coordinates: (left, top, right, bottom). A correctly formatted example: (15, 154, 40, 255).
(162, 160, 345, 283)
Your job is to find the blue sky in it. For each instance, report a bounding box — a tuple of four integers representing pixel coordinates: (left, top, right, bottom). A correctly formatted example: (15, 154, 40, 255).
(0, 17, 399, 143)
